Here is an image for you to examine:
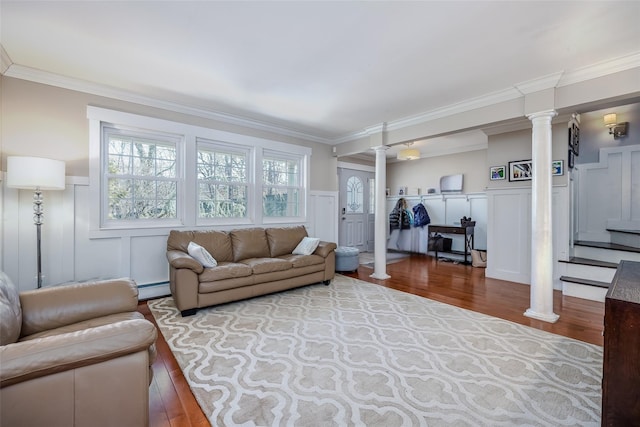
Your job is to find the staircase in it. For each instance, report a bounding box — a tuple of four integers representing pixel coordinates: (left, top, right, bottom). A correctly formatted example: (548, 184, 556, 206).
(560, 230, 640, 302)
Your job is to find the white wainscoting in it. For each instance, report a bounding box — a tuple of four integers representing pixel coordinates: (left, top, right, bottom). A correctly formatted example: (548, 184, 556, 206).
(386, 193, 488, 254)
(575, 144, 640, 241)
(486, 186, 570, 287)
(3, 178, 83, 292)
(308, 191, 339, 244)
(2, 179, 339, 299)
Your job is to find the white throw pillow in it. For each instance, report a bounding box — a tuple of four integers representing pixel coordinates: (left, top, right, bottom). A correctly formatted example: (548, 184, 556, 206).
(292, 237, 320, 256)
(187, 241, 217, 268)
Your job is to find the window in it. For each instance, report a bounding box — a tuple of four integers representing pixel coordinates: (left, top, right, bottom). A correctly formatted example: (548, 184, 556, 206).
(88, 106, 311, 236)
(346, 176, 364, 213)
(197, 140, 249, 219)
(103, 126, 180, 223)
(262, 151, 303, 218)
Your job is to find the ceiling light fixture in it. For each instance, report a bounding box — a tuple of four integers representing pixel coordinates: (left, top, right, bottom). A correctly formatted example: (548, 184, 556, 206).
(397, 142, 420, 161)
(603, 113, 628, 139)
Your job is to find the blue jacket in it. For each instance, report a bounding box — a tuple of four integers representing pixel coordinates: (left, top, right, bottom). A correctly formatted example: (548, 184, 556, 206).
(412, 203, 431, 227)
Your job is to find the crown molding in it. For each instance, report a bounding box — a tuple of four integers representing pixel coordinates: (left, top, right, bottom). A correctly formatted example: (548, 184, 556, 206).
(2, 63, 333, 145)
(385, 87, 523, 133)
(331, 87, 523, 144)
(0, 45, 12, 75)
(352, 52, 640, 140)
(331, 122, 387, 145)
(515, 72, 564, 95)
(557, 52, 640, 87)
(3, 47, 639, 147)
(364, 123, 386, 136)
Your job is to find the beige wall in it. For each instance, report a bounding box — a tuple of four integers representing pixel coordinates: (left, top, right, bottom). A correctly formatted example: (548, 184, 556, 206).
(1, 75, 576, 194)
(387, 149, 488, 195)
(486, 123, 569, 188)
(0, 76, 338, 191)
(386, 121, 568, 195)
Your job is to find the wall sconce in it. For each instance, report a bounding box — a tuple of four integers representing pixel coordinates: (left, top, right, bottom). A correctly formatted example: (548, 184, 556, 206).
(397, 142, 420, 160)
(603, 113, 628, 139)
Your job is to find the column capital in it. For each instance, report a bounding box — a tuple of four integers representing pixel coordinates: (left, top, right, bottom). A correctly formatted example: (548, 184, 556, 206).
(371, 145, 390, 152)
(526, 110, 557, 121)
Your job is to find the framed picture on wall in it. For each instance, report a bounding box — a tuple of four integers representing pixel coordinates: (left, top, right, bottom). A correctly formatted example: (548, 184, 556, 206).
(552, 160, 564, 176)
(509, 160, 532, 181)
(489, 165, 506, 181)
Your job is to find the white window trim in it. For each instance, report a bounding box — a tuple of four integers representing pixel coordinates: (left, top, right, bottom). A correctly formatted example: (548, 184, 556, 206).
(87, 106, 311, 238)
(101, 124, 184, 228)
(261, 148, 308, 224)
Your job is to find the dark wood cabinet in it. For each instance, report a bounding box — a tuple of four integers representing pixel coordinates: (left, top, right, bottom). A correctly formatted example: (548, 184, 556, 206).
(602, 260, 640, 426)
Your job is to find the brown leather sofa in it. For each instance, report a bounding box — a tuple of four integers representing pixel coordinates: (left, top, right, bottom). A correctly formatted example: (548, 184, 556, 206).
(166, 226, 337, 316)
(0, 273, 157, 427)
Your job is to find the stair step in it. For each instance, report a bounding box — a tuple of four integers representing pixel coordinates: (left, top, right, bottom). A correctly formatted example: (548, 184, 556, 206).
(607, 228, 640, 235)
(574, 244, 640, 264)
(559, 257, 618, 268)
(606, 228, 640, 249)
(560, 275, 610, 289)
(575, 240, 640, 254)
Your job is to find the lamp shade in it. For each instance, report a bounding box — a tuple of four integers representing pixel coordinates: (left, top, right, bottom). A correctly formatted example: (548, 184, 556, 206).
(6, 156, 66, 190)
(397, 148, 420, 161)
(604, 113, 617, 127)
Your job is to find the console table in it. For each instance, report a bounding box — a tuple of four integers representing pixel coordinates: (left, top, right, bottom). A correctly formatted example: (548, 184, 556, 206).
(428, 224, 475, 264)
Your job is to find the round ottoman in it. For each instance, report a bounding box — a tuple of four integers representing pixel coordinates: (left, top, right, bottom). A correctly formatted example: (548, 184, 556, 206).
(335, 246, 360, 272)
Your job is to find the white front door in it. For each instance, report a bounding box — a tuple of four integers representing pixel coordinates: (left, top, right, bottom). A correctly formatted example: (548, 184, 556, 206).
(338, 168, 375, 251)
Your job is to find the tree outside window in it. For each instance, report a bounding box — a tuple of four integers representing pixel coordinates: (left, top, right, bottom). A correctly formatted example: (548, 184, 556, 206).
(263, 153, 301, 217)
(91, 107, 310, 233)
(197, 142, 248, 219)
(106, 130, 178, 221)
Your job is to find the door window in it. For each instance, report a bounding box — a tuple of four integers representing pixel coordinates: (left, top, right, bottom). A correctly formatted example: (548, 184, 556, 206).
(346, 176, 364, 213)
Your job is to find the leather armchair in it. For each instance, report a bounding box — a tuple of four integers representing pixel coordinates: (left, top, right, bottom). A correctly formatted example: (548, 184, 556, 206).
(0, 272, 157, 427)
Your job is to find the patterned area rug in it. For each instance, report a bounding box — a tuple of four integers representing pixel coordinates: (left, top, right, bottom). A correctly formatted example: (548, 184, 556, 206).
(148, 275, 603, 426)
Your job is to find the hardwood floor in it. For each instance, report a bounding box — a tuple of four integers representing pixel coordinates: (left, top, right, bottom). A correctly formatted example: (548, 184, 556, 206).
(140, 253, 605, 427)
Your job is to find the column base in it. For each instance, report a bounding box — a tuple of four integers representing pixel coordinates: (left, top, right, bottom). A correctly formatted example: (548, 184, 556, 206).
(370, 272, 391, 280)
(524, 308, 559, 323)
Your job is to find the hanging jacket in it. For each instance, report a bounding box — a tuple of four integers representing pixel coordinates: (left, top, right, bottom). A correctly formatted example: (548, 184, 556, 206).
(389, 198, 412, 232)
(412, 203, 431, 227)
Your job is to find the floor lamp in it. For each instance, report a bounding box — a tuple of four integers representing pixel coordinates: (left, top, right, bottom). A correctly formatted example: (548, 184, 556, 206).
(6, 156, 66, 288)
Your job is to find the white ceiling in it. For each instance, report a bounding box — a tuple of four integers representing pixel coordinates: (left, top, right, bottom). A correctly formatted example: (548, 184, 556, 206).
(2, 1, 640, 154)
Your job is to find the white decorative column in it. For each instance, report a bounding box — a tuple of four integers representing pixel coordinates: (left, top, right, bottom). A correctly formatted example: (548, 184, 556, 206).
(371, 145, 391, 280)
(524, 110, 559, 323)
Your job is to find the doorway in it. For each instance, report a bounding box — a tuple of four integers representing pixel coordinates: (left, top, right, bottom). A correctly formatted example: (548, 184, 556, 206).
(338, 168, 375, 252)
